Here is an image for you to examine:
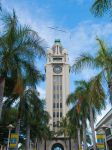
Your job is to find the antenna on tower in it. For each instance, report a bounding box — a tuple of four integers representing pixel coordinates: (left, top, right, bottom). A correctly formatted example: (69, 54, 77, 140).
(48, 26, 73, 40)
(48, 26, 67, 33)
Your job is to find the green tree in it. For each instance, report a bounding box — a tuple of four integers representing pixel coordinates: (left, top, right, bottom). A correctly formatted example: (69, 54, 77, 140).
(59, 117, 69, 148)
(91, 0, 112, 17)
(59, 117, 69, 138)
(59, 115, 80, 150)
(30, 110, 51, 150)
(0, 107, 18, 148)
(67, 86, 88, 150)
(3, 68, 44, 149)
(73, 37, 112, 104)
(67, 76, 105, 150)
(0, 9, 45, 120)
(20, 88, 44, 150)
(3, 88, 50, 150)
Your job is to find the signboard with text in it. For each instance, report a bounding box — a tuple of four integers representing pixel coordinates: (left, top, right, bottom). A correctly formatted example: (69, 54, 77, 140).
(9, 133, 19, 148)
(96, 134, 105, 149)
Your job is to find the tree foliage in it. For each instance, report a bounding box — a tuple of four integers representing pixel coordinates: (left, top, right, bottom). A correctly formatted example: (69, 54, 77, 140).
(91, 0, 112, 17)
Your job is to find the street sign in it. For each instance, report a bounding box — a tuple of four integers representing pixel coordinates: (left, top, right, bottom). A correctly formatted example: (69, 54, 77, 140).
(9, 133, 19, 148)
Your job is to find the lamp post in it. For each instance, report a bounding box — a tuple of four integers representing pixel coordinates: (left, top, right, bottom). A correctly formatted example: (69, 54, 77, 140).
(7, 124, 14, 150)
(101, 124, 109, 150)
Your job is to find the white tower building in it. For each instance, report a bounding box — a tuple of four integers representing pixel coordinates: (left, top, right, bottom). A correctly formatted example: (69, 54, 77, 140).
(39, 40, 74, 150)
(45, 39, 70, 132)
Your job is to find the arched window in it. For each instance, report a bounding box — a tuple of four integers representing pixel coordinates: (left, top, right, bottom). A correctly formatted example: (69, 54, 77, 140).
(51, 143, 64, 150)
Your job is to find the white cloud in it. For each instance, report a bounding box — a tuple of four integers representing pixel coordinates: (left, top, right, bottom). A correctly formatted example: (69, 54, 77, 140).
(3, 1, 112, 119)
(37, 87, 45, 99)
(3, 2, 112, 63)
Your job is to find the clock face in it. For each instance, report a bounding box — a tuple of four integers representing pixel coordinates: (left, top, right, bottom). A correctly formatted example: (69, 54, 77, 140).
(53, 65, 62, 74)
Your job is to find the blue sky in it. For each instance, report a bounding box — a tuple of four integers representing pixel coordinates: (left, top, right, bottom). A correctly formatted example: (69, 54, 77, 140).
(2, 0, 112, 123)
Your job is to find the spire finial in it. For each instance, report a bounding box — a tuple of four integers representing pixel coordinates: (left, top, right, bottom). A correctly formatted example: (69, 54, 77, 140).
(54, 39, 61, 43)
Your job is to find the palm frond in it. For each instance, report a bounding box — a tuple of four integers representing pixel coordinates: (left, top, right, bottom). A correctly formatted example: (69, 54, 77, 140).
(96, 37, 108, 57)
(75, 80, 87, 87)
(66, 93, 76, 105)
(72, 53, 95, 73)
(91, 0, 112, 16)
(0, 9, 17, 30)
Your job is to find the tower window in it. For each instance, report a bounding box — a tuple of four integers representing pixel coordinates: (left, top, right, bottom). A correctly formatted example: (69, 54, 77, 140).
(57, 45, 58, 54)
(59, 46, 62, 54)
(57, 94, 59, 99)
(60, 93, 62, 99)
(57, 112, 59, 117)
(53, 85, 55, 90)
(57, 121, 60, 127)
(60, 103, 62, 108)
(60, 112, 62, 117)
(57, 85, 59, 90)
(53, 103, 55, 108)
(53, 122, 55, 127)
(57, 103, 59, 108)
(53, 94, 56, 99)
(53, 58, 62, 62)
(53, 112, 55, 117)
(60, 85, 62, 90)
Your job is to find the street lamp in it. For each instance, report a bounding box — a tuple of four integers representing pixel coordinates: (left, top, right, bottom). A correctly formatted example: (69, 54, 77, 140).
(101, 124, 109, 150)
(7, 124, 14, 150)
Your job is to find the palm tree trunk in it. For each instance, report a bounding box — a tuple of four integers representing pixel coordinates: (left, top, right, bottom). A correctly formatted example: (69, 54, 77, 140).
(34, 138, 37, 150)
(77, 128, 81, 149)
(36, 138, 40, 150)
(74, 138, 79, 150)
(44, 140, 46, 150)
(15, 119, 21, 150)
(108, 76, 112, 105)
(69, 137, 71, 150)
(25, 124, 30, 150)
(0, 78, 5, 120)
(82, 117, 87, 150)
(15, 95, 23, 150)
(90, 106, 96, 150)
(37, 140, 40, 150)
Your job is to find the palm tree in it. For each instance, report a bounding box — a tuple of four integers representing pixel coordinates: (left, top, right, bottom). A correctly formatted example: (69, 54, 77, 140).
(66, 95, 82, 150)
(0, 9, 45, 120)
(4, 88, 49, 150)
(20, 88, 44, 150)
(30, 110, 51, 150)
(67, 109, 81, 150)
(67, 85, 88, 150)
(73, 37, 112, 104)
(91, 0, 112, 17)
(59, 116, 78, 150)
(4, 72, 44, 150)
(59, 117, 69, 137)
(67, 76, 105, 150)
(59, 117, 69, 149)
(0, 107, 18, 148)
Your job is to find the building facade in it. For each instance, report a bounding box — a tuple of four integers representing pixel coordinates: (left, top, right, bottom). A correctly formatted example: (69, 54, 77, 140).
(45, 39, 69, 132)
(39, 40, 75, 150)
(95, 108, 112, 150)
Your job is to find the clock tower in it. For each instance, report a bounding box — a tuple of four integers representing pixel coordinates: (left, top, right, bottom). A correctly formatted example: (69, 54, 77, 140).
(45, 39, 70, 132)
(38, 40, 74, 150)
